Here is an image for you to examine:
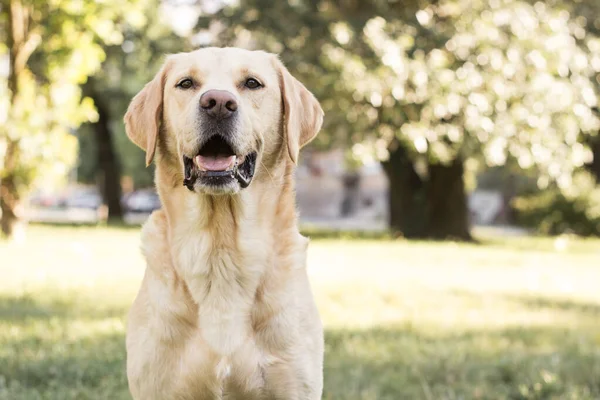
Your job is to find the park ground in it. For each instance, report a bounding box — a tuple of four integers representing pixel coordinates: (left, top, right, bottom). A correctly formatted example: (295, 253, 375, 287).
(0, 225, 599, 399)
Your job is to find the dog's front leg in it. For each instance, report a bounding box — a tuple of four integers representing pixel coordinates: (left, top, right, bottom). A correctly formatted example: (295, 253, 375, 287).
(127, 211, 214, 399)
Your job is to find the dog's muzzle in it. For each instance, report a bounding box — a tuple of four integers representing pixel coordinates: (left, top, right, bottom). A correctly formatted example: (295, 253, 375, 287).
(183, 135, 257, 192)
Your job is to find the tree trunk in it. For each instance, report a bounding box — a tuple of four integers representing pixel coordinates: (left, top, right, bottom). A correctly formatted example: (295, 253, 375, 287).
(425, 159, 472, 240)
(0, 143, 19, 237)
(382, 142, 425, 238)
(340, 172, 360, 217)
(1, 0, 29, 238)
(588, 136, 600, 183)
(86, 79, 124, 221)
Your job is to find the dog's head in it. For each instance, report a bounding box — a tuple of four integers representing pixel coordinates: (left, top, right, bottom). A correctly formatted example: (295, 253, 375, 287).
(124, 47, 323, 195)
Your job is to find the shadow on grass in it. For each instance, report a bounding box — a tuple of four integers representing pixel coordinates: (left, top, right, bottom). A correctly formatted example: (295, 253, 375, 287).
(0, 330, 130, 400)
(29, 221, 142, 231)
(301, 227, 393, 241)
(1, 293, 600, 400)
(510, 294, 600, 316)
(323, 323, 600, 400)
(0, 293, 127, 322)
(450, 289, 600, 317)
(0, 294, 130, 399)
(301, 227, 481, 242)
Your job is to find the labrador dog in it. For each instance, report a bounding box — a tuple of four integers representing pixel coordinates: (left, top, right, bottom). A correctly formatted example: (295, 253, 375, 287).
(123, 47, 324, 400)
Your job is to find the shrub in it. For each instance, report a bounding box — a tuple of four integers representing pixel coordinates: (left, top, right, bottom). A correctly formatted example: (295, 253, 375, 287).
(512, 172, 600, 236)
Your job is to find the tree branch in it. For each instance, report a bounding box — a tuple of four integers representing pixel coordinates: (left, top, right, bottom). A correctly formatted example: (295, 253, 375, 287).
(14, 30, 41, 72)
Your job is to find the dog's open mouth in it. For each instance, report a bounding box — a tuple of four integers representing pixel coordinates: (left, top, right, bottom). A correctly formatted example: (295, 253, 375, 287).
(183, 135, 257, 192)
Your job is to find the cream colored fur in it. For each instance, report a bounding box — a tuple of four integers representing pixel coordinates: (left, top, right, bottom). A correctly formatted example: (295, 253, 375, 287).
(124, 47, 324, 399)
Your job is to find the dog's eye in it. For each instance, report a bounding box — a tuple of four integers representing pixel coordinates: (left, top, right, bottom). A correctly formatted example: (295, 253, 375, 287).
(176, 78, 194, 90)
(244, 78, 263, 90)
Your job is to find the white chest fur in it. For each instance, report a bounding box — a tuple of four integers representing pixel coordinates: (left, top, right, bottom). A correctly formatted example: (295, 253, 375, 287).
(170, 212, 268, 356)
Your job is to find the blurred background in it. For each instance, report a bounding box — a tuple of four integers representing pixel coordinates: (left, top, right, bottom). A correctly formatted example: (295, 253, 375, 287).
(1, 0, 600, 399)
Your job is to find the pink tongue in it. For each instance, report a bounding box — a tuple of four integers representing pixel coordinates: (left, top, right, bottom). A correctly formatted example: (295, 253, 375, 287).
(195, 155, 235, 171)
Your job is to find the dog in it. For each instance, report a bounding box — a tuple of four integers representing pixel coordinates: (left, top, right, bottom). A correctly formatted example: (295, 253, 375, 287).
(123, 47, 324, 399)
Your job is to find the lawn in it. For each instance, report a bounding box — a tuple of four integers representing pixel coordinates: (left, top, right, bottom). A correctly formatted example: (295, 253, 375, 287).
(1, 225, 600, 399)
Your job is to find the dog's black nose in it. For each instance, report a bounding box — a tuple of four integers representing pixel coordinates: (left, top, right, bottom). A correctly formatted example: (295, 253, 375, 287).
(200, 90, 238, 120)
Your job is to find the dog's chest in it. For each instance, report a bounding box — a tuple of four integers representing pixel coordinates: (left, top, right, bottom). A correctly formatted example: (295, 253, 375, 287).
(172, 231, 266, 355)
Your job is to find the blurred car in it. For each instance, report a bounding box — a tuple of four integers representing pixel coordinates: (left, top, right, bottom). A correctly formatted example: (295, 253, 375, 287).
(28, 191, 62, 208)
(63, 188, 102, 210)
(123, 189, 161, 213)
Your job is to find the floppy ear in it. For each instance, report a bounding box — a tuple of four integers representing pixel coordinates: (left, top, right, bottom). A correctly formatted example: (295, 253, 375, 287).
(274, 58, 324, 164)
(124, 60, 171, 166)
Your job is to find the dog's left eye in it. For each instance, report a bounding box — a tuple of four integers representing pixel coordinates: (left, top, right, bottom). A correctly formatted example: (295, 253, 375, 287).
(176, 79, 194, 90)
(244, 78, 263, 90)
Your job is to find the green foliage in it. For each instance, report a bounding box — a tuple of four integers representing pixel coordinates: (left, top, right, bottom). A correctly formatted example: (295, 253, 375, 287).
(74, 1, 185, 189)
(201, 0, 600, 189)
(513, 172, 600, 236)
(333, 0, 600, 184)
(0, 0, 151, 194)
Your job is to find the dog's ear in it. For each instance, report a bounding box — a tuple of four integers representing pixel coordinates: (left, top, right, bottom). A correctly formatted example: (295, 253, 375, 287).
(124, 59, 172, 166)
(274, 57, 324, 164)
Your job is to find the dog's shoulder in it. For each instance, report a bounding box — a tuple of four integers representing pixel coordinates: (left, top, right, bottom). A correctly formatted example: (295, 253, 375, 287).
(141, 209, 168, 244)
(139, 210, 175, 278)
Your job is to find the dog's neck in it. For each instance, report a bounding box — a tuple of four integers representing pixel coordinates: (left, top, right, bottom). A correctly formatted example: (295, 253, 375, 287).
(154, 159, 305, 354)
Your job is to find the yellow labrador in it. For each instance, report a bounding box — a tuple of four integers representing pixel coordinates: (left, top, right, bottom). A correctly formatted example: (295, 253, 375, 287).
(123, 47, 324, 399)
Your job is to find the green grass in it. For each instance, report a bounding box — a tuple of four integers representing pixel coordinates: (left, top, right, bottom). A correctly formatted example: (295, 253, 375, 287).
(1, 226, 600, 399)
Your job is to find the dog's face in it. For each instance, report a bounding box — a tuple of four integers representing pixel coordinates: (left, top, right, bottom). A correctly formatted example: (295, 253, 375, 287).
(124, 47, 323, 195)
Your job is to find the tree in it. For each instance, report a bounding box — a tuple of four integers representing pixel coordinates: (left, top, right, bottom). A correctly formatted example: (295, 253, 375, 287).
(77, 2, 184, 221)
(0, 0, 149, 236)
(84, 77, 125, 221)
(197, 0, 600, 240)
(569, 0, 600, 184)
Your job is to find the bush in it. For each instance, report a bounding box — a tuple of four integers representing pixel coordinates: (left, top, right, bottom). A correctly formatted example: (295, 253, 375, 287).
(512, 172, 600, 236)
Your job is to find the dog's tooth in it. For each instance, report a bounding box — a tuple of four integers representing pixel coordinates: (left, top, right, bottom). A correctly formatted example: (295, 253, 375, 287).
(227, 156, 237, 171)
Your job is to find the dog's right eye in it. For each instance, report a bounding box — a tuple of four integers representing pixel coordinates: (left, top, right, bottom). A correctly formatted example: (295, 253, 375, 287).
(176, 78, 194, 90)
